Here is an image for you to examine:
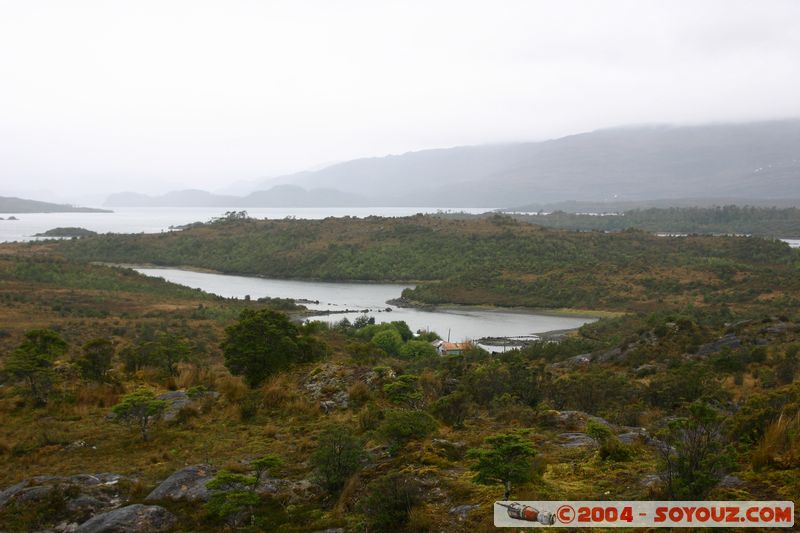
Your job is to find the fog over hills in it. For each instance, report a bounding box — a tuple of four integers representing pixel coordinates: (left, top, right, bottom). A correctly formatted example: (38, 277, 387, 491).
(106, 120, 800, 208)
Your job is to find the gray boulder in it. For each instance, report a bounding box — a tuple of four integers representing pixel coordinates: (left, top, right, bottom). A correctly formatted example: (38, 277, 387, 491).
(0, 480, 30, 508)
(717, 474, 744, 488)
(77, 504, 176, 533)
(450, 504, 479, 520)
(618, 432, 645, 445)
(558, 432, 596, 448)
(697, 334, 741, 356)
(145, 464, 216, 502)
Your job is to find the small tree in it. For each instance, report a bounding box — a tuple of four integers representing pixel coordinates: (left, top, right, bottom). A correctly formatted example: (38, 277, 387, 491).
(151, 332, 192, 377)
(205, 454, 280, 528)
(383, 374, 423, 409)
(205, 471, 260, 529)
(5, 329, 68, 405)
(657, 401, 734, 499)
(311, 426, 365, 492)
(251, 453, 283, 484)
(467, 432, 536, 500)
(361, 473, 420, 532)
(111, 389, 167, 441)
(222, 309, 321, 387)
(77, 337, 114, 382)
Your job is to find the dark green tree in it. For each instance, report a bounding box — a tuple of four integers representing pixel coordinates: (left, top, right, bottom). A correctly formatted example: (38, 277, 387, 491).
(372, 329, 403, 357)
(150, 332, 192, 377)
(383, 374, 423, 408)
(467, 432, 536, 500)
(311, 426, 365, 492)
(221, 309, 321, 387)
(77, 337, 114, 381)
(111, 389, 167, 441)
(5, 329, 68, 405)
(399, 340, 438, 359)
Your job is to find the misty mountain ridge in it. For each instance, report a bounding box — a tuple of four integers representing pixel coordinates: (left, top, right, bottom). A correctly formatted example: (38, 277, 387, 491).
(106, 120, 800, 208)
(105, 185, 368, 208)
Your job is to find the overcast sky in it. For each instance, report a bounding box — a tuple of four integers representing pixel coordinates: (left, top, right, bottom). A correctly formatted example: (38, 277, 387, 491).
(1, 0, 799, 201)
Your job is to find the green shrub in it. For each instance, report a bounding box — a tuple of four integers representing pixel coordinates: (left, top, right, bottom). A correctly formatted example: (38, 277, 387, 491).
(383, 375, 423, 408)
(586, 420, 631, 461)
(378, 409, 438, 453)
(430, 390, 472, 428)
(361, 473, 421, 532)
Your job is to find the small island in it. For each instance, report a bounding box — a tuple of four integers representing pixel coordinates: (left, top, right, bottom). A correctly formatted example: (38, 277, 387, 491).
(35, 227, 98, 238)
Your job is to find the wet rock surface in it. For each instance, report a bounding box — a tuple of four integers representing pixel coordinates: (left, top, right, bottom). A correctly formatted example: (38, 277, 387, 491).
(697, 333, 741, 356)
(558, 432, 596, 448)
(76, 504, 177, 533)
(145, 464, 216, 502)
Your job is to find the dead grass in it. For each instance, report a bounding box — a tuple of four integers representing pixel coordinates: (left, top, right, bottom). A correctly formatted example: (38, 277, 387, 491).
(216, 375, 249, 403)
(752, 412, 800, 471)
(259, 373, 299, 409)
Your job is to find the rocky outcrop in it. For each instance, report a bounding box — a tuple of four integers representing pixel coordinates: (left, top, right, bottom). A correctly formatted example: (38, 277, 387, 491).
(145, 464, 216, 502)
(76, 504, 176, 533)
(256, 477, 321, 503)
(303, 363, 389, 412)
(0, 473, 134, 530)
(697, 334, 741, 356)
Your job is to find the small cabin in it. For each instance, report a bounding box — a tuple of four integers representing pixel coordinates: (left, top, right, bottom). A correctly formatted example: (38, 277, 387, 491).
(431, 340, 471, 356)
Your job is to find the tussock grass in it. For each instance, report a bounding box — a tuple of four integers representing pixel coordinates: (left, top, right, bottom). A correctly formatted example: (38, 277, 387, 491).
(752, 411, 800, 471)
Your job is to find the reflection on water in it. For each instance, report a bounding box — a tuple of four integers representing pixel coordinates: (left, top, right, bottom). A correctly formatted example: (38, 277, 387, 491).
(134, 267, 595, 344)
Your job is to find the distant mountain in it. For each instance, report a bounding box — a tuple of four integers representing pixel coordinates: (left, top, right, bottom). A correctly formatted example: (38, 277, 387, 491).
(251, 119, 800, 207)
(505, 197, 800, 214)
(104, 185, 367, 207)
(0, 196, 111, 213)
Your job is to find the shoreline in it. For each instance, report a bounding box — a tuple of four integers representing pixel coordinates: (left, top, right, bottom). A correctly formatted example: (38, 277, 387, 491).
(112, 263, 622, 321)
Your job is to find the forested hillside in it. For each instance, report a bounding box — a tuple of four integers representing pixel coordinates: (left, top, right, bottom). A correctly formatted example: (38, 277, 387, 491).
(491, 206, 800, 237)
(50, 214, 800, 313)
